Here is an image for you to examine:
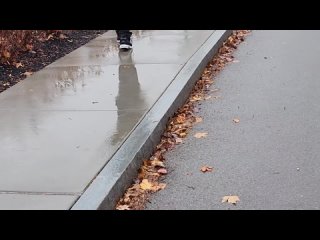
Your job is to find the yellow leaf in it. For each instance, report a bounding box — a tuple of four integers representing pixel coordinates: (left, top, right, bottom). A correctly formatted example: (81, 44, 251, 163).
(222, 195, 240, 205)
(233, 118, 240, 123)
(195, 117, 203, 123)
(194, 132, 208, 138)
(150, 160, 165, 167)
(140, 179, 153, 190)
(116, 205, 130, 210)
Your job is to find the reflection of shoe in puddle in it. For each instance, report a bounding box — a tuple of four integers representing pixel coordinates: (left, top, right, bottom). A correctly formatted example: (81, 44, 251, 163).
(118, 50, 133, 64)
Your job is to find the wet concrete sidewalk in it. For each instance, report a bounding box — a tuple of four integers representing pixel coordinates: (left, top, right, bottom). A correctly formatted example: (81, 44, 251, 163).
(0, 30, 217, 209)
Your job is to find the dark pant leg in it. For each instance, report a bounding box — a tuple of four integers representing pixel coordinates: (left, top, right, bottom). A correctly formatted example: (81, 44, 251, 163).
(116, 30, 132, 38)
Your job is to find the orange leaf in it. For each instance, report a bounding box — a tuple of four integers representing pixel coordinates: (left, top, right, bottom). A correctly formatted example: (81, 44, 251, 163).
(200, 166, 213, 173)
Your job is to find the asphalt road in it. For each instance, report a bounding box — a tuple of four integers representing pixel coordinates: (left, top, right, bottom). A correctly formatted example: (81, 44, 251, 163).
(146, 30, 320, 210)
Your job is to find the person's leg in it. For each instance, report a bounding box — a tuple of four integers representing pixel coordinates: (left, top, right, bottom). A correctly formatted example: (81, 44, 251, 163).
(116, 30, 132, 50)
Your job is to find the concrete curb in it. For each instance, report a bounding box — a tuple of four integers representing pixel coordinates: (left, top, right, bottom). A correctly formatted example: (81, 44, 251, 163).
(71, 30, 233, 210)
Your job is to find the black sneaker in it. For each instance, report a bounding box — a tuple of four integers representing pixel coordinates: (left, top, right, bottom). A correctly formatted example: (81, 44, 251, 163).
(119, 36, 132, 50)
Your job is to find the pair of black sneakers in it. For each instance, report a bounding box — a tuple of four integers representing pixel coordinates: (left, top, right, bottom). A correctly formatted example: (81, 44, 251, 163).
(117, 33, 132, 50)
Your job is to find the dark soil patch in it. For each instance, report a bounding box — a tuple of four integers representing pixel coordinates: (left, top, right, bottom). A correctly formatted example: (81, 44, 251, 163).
(0, 30, 108, 93)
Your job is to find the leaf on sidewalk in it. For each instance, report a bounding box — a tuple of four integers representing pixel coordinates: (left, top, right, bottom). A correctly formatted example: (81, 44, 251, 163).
(222, 195, 240, 205)
(233, 118, 240, 123)
(200, 166, 213, 173)
(194, 132, 208, 138)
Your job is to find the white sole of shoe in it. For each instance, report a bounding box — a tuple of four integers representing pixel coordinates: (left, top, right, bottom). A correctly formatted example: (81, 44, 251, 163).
(119, 44, 132, 49)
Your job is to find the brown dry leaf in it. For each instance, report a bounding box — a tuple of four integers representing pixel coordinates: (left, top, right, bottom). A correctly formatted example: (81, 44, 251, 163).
(194, 132, 208, 138)
(3, 50, 10, 58)
(116, 205, 130, 210)
(175, 138, 183, 144)
(205, 96, 212, 100)
(23, 72, 33, 76)
(233, 118, 240, 123)
(222, 195, 240, 205)
(195, 117, 203, 123)
(157, 168, 168, 175)
(200, 166, 213, 173)
(15, 62, 24, 68)
(140, 179, 153, 190)
(150, 159, 165, 167)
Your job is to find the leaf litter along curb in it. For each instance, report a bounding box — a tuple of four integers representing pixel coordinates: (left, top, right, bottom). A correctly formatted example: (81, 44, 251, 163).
(116, 30, 251, 210)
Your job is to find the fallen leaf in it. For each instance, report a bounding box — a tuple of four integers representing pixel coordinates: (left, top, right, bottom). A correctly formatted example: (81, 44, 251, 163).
(46, 34, 54, 40)
(222, 195, 240, 205)
(154, 183, 166, 191)
(194, 132, 208, 138)
(175, 138, 183, 144)
(232, 60, 240, 63)
(59, 33, 68, 39)
(176, 115, 186, 124)
(150, 159, 165, 167)
(190, 95, 203, 102)
(3, 50, 10, 58)
(26, 44, 33, 51)
(195, 117, 203, 123)
(233, 118, 240, 123)
(157, 168, 168, 175)
(205, 96, 212, 100)
(116, 205, 130, 210)
(140, 179, 153, 190)
(23, 72, 33, 76)
(200, 166, 213, 173)
(15, 62, 24, 68)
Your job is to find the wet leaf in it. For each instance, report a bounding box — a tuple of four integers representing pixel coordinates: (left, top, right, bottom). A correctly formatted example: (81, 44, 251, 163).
(233, 118, 240, 123)
(140, 179, 153, 190)
(23, 72, 33, 76)
(195, 117, 203, 123)
(194, 132, 208, 138)
(116, 205, 130, 210)
(222, 195, 240, 205)
(157, 168, 168, 175)
(200, 166, 213, 173)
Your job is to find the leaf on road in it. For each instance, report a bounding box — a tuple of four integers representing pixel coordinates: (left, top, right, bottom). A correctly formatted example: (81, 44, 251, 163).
(140, 179, 153, 190)
(15, 62, 24, 68)
(190, 95, 203, 102)
(116, 205, 130, 210)
(205, 96, 212, 100)
(175, 138, 183, 144)
(157, 168, 168, 175)
(23, 72, 33, 76)
(3, 50, 10, 58)
(194, 132, 208, 138)
(150, 159, 165, 168)
(195, 117, 203, 123)
(200, 166, 213, 173)
(222, 195, 240, 205)
(59, 33, 68, 39)
(233, 118, 240, 123)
